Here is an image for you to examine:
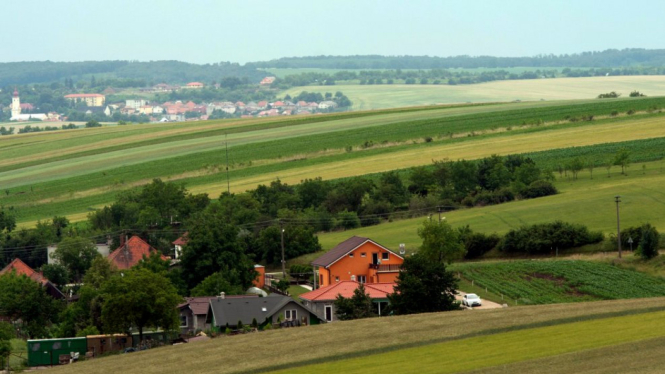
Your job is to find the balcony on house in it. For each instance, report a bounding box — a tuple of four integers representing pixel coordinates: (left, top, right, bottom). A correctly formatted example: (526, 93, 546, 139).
(369, 263, 401, 272)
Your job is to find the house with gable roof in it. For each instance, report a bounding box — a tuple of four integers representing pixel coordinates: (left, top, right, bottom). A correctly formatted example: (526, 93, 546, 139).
(207, 294, 323, 329)
(299, 281, 395, 322)
(311, 236, 403, 288)
(0, 258, 65, 299)
(107, 236, 168, 270)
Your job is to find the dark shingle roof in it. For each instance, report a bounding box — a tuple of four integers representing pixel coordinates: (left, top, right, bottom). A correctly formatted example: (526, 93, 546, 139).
(208, 295, 312, 327)
(310, 236, 370, 268)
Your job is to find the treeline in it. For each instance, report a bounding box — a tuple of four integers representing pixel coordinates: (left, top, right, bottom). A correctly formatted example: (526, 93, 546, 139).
(0, 60, 266, 87)
(251, 49, 665, 69)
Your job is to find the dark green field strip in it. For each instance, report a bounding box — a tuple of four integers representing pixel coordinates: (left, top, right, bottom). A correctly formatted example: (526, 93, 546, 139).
(452, 260, 665, 304)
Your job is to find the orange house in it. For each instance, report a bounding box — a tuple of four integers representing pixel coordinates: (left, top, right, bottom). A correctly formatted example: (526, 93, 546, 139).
(311, 236, 403, 288)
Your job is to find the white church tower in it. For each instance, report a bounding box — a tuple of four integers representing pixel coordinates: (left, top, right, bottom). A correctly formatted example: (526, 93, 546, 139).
(10, 88, 21, 119)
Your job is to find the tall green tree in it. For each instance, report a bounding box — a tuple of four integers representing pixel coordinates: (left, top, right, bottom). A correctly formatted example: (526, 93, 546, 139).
(101, 268, 181, 342)
(51, 237, 100, 282)
(637, 223, 660, 260)
(180, 206, 256, 291)
(0, 322, 13, 365)
(417, 219, 466, 264)
(334, 283, 376, 321)
(0, 272, 61, 338)
(388, 254, 459, 315)
(613, 147, 631, 175)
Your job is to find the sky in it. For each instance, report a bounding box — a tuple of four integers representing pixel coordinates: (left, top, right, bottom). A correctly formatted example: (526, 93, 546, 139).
(3, 0, 665, 64)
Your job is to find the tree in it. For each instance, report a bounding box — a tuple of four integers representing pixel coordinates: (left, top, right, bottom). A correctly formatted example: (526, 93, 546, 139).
(334, 283, 375, 320)
(40, 263, 69, 288)
(637, 224, 659, 260)
(180, 206, 256, 291)
(388, 254, 459, 315)
(101, 268, 181, 342)
(417, 219, 466, 264)
(51, 237, 100, 282)
(0, 322, 13, 365)
(587, 160, 595, 179)
(85, 120, 101, 128)
(613, 147, 631, 175)
(568, 157, 584, 180)
(0, 272, 61, 338)
(190, 271, 245, 296)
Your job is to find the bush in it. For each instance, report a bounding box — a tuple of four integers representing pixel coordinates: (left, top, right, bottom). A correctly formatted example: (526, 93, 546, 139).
(520, 180, 558, 199)
(637, 224, 659, 260)
(458, 226, 500, 259)
(473, 188, 514, 206)
(500, 221, 604, 254)
(598, 91, 620, 99)
(85, 120, 101, 128)
(610, 110, 619, 117)
(336, 210, 360, 230)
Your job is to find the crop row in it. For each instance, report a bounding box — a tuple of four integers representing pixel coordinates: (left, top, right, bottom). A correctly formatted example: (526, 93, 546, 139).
(453, 260, 665, 304)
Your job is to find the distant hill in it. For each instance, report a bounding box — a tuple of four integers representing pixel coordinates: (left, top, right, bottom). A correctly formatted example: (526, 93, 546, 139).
(249, 48, 665, 69)
(0, 60, 267, 87)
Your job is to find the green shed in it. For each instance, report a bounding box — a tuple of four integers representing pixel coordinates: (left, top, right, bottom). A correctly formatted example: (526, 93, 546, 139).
(27, 337, 87, 366)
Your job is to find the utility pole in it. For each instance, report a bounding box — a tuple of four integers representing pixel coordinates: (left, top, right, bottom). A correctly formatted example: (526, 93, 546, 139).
(280, 220, 286, 278)
(438, 206, 442, 222)
(225, 134, 230, 194)
(615, 195, 622, 259)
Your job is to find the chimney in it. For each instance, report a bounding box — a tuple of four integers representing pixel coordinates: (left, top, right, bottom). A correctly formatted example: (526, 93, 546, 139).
(120, 235, 126, 247)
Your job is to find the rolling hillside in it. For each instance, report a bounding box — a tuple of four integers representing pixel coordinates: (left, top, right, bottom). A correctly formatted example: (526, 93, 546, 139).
(48, 298, 665, 374)
(282, 76, 665, 110)
(2, 96, 665, 228)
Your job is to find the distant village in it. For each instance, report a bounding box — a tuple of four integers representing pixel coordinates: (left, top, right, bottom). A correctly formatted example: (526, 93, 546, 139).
(3, 77, 344, 126)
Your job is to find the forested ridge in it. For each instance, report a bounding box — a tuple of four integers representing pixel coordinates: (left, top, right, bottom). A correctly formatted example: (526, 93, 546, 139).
(250, 49, 665, 69)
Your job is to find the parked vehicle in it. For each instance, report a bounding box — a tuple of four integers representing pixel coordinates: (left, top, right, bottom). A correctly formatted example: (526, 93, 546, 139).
(462, 293, 482, 307)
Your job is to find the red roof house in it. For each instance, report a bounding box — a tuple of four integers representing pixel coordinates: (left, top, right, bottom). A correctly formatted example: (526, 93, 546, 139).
(299, 281, 395, 322)
(0, 258, 65, 299)
(108, 236, 167, 270)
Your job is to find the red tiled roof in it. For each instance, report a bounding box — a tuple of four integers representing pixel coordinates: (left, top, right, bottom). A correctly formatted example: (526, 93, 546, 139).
(186, 82, 204, 86)
(108, 236, 167, 270)
(300, 281, 395, 301)
(0, 258, 49, 285)
(172, 232, 189, 246)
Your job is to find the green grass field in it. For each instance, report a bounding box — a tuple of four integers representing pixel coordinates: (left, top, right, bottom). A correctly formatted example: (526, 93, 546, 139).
(451, 260, 665, 305)
(282, 76, 665, 110)
(47, 298, 665, 374)
(315, 161, 665, 253)
(3, 96, 665, 226)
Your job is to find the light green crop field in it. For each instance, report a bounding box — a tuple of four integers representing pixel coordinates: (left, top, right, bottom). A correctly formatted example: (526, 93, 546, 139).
(316, 161, 665, 252)
(4, 97, 665, 226)
(48, 298, 665, 374)
(282, 76, 665, 110)
(271, 311, 665, 374)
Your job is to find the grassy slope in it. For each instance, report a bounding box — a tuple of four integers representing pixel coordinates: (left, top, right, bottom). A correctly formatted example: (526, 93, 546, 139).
(48, 298, 665, 374)
(273, 311, 665, 374)
(12, 109, 665, 226)
(315, 162, 665, 252)
(282, 76, 665, 110)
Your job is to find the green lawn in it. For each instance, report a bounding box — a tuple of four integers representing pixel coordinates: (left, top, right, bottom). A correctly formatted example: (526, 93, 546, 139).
(47, 298, 665, 374)
(282, 76, 665, 110)
(270, 311, 665, 374)
(287, 285, 310, 301)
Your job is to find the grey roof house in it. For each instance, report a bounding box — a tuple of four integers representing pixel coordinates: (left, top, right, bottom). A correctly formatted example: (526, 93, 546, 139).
(207, 294, 323, 329)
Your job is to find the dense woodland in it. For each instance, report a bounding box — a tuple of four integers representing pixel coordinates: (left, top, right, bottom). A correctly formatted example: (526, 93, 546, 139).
(252, 49, 665, 69)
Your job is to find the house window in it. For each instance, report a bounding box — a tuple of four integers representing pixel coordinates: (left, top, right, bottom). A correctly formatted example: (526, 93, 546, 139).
(382, 252, 390, 261)
(349, 253, 354, 258)
(180, 315, 187, 327)
(357, 275, 366, 284)
(285, 309, 297, 320)
(335, 276, 339, 282)
(325, 305, 333, 322)
(361, 252, 366, 258)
